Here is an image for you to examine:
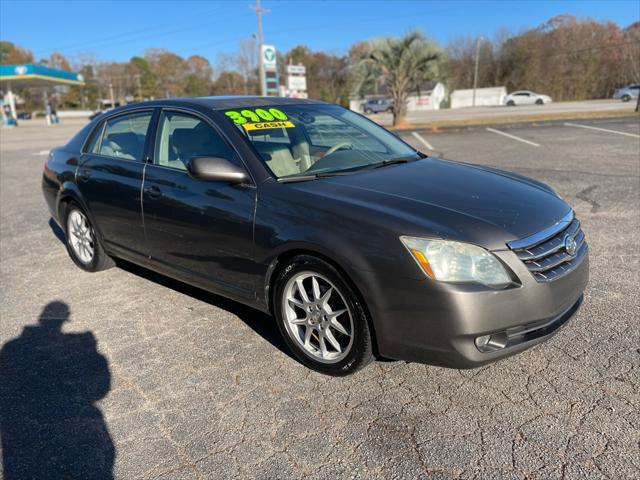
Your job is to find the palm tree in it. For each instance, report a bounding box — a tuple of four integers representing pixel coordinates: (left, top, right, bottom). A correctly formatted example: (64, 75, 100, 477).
(357, 31, 443, 127)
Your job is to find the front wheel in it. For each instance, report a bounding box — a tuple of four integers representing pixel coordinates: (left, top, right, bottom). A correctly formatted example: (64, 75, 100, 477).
(273, 256, 373, 376)
(507, 100, 515, 106)
(621, 95, 631, 102)
(64, 203, 114, 272)
(535, 99, 544, 105)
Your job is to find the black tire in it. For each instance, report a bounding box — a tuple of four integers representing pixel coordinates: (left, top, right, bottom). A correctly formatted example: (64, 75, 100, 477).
(273, 255, 374, 376)
(535, 99, 544, 105)
(364, 108, 372, 114)
(621, 95, 631, 102)
(507, 100, 515, 106)
(63, 202, 114, 272)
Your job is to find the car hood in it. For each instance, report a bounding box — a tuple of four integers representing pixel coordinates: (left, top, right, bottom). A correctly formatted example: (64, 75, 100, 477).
(294, 158, 571, 250)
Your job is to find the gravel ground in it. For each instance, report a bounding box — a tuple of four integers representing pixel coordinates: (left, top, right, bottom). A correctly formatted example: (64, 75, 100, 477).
(1, 116, 638, 479)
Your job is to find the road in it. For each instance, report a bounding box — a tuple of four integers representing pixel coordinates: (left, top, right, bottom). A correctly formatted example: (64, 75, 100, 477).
(1, 116, 639, 479)
(366, 99, 636, 126)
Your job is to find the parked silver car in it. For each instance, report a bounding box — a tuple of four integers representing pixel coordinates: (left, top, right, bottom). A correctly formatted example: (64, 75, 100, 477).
(613, 84, 640, 102)
(505, 91, 552, 106)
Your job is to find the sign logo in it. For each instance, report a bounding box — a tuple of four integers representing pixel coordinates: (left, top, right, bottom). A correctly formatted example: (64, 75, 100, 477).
(262, 45, 276, 67)
(564, 235, 577, 256)
(14, 65, 27, 75)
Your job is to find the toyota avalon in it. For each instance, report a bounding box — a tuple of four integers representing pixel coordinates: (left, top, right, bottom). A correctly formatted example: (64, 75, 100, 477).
(42, 97, 588, 375)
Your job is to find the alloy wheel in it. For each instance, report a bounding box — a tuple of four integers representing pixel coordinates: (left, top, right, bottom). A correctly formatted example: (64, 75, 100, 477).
(67, 209, 95, 264)
(282, 271, 354, 363)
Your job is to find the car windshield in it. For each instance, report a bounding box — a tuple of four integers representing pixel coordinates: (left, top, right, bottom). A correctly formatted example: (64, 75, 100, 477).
(223, 104, 419, 179)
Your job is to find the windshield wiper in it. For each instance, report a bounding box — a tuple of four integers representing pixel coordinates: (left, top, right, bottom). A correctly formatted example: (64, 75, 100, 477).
(278, 155, 423, 183)
(372, 157, 411, 168)
(277, 171, 344, 183)
(358, 155, 421, 171)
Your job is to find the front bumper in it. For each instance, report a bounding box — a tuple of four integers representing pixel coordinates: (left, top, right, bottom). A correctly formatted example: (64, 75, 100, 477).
(356, 246, 589, 368)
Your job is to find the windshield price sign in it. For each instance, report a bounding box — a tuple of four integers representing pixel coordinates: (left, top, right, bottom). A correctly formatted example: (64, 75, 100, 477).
(225, 108, 294, 130)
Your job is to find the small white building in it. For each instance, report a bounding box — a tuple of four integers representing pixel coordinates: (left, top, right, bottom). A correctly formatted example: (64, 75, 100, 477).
(450, 86, 507, 109)
(406, 82, 446, 111)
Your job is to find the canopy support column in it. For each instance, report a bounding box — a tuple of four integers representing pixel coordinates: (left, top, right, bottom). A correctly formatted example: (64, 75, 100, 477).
(6, 83, 17, 119)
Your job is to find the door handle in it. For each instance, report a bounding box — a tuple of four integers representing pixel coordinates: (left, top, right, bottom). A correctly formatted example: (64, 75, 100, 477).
(77, 169, 91, 182)
(144, 185, 162, 199)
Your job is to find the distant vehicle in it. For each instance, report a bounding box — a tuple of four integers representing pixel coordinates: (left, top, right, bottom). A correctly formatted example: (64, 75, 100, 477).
(42, 96, 588, 376)
(613, 84, 639, 102)
(363, 98, 392, 114)
(505, 91, 552, 106)
(16, 112, 31, 120)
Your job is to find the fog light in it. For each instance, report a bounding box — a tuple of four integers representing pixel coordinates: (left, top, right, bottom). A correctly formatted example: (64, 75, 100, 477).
(475, 335, 491, 349)
(475, 332, 508, 353)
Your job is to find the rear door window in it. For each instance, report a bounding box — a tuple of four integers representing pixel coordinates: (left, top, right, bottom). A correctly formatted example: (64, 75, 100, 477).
(84, 122, 104, 153)
(98, 112, 152, 161)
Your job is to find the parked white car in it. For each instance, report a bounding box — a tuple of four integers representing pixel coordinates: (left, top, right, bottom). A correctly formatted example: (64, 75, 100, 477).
(505, 91, 552, 106)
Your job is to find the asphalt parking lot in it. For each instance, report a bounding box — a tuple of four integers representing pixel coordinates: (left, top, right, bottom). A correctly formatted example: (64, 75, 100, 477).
(1, 116, 639, 479)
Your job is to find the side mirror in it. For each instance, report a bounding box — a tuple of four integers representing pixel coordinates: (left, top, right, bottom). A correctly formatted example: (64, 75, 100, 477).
(187, 156, 249, 184)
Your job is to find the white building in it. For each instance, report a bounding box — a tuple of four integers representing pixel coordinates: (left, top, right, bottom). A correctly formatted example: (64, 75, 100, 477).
(450, 86, 507, 109)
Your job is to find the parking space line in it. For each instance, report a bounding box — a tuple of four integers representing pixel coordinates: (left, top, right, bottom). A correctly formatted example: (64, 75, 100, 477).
(563, 122, 640, 139)
(411, 131, 435, 150)
(485, 127, 540, 147)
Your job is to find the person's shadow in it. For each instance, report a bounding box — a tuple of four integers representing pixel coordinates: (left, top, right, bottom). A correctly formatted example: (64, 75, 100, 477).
(0, 301, 114, 480)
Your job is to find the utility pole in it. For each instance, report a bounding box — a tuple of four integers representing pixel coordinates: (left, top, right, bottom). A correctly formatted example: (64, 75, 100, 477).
(108, 82, 115, 108)
(251, 0, 269, 96)
(134, 74, 142, 101)
(472, 36, 483, 108)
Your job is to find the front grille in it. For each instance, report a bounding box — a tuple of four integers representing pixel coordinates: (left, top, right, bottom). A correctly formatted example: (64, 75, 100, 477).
(508, 211, 588, 282)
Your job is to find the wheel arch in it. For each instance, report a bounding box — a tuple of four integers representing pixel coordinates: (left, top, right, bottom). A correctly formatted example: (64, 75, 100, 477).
(265, 247, 381, 358)
(56, 184, 105, 243)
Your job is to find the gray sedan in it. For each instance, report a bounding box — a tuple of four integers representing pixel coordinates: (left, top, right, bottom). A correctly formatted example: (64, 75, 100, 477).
(42, 97, 588, 375)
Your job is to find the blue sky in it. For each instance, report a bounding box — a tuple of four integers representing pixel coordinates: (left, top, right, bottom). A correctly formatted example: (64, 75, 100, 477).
(1, 0, 638, 66)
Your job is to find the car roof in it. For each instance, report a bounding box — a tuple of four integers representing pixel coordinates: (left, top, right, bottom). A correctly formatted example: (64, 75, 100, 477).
(104, 96, 326, 116)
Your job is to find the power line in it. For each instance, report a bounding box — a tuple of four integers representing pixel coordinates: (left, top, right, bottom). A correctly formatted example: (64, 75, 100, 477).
(31, 5, 224, 56)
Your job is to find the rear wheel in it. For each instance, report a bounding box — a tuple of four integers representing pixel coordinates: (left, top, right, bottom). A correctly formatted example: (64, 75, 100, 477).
(535, 98, 544, 105)
(273, 255, 373, 376)
(364, 108, 372, 114)
(507, 100, 515, 106)
(64, 203, 114, 272)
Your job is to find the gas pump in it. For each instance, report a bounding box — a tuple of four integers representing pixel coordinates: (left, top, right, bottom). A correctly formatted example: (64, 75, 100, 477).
(1, 100, 18, 127)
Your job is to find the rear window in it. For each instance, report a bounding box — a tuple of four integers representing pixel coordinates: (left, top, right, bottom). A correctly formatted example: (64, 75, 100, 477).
(84, 123, 103, 153)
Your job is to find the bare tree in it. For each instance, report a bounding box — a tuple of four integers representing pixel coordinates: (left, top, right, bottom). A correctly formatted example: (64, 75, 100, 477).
(237, 38, 258, 94)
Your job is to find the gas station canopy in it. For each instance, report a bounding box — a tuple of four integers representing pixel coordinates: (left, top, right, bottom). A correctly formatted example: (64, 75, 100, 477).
(0, 64, 85, 124)
(0, 64, 85, 87)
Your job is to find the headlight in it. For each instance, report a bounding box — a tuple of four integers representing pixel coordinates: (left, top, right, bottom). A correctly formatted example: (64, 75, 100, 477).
(400, 237, 512, 287)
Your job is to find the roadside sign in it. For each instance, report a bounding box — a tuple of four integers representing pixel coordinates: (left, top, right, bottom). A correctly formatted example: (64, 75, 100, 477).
(262, 45, 276, 67)
(287, 76, 307, 91)
(286, 65, 306, 75)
